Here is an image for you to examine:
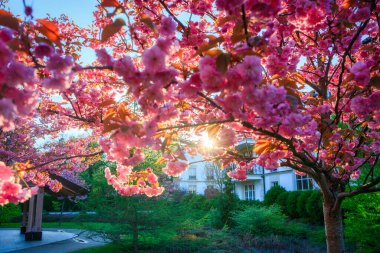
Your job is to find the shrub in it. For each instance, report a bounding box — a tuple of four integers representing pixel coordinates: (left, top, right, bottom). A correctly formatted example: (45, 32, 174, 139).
(286, 191, 299, 219)
(0, 204, 21, 223)
(276, 191, 288, 214)
(264, 185, 286, 206)
(343, 192, 380, 253)
(296, 190, 312, 219)
(305, 191, 323, 224)
(232, 205, 285, 236)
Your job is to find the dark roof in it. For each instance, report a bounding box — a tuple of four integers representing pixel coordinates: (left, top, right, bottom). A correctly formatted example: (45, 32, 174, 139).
(47, 174, 88, 197)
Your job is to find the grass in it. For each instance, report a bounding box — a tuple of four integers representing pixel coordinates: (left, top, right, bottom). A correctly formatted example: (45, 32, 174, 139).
(72, 244, 123, 253)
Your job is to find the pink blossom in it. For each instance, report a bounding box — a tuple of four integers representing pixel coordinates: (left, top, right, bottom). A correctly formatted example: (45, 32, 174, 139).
(46, 54, 74, 74)
(35, 43, 54, 58)
(43, 75, 71, 91)
(235, 55, 263, 86)
(0, 162, 14, 182)
(159, 17, 177, 37)
(0, 41, 13, 65)
(227, 168, 247, 180)
(144, 186, 164, 197)
(162, 161, 188, 177)
(0, 28, 13, 43)
(350, 62, 370, 87)
(245, 0, 282, 18)
(142, 45, 166, 73)
(216, 0, 244, 13)
(95, 48, 114, 66)
(0, 98, 16, 131)
(350, 96, 371, 117)
(147, 172, 158, 185)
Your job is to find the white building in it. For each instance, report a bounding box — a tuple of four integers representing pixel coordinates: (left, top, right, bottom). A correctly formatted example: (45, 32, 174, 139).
(177, 154, 223, 195)
(233, 165, 314, 201)
(177, 140, 315, 201)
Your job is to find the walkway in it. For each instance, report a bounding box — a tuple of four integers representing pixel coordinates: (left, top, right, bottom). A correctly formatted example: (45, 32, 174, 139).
(0, 228, 109, 253)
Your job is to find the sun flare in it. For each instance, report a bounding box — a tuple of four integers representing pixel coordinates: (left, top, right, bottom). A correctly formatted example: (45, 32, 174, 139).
(201, 132, 213, 149)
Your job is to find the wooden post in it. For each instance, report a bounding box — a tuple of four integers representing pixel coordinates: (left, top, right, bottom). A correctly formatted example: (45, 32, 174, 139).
(20, 201, 28, 234)
(25, 187, 44, 241)
(25, 194, 35, 241)
(33, 188, 44, 238)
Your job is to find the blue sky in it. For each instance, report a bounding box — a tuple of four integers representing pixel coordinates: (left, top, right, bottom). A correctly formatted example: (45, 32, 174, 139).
(6, 0, 99, 63)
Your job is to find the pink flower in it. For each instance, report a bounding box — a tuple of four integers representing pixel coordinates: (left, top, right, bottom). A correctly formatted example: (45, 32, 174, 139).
(199, 56, 226, 92)
(350, 62, 370, 87)
(0, 162, 14, 182)
(0, 98, 16, 131)
(95, 48, 114, 66)
(46, 54, 74, 74)
(245, 0, 282, 18)
(0, 41, 13, 65)
(235, 55, 263, 86)
(142, 45, 166, 73)
(216, 0, 244, 13)
(34, 43, 54, 58)
(350, 96, 371, 117)
(227, 168, 247, 181)
(146, 172, 158, 185)
(144, 186, 164, 197)
(0, 28, 13, 43)
(5, 62, 35, 85)
(43, 75, 71, 91)
(162, 161, 188, 177)
(159, 17, 177, 37)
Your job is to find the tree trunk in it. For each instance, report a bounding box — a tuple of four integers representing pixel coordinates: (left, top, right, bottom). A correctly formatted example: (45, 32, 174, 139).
(323, 197, 345, 253)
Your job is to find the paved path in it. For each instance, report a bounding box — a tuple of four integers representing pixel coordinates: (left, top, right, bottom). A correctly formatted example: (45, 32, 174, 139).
(0, 228, 110, 253)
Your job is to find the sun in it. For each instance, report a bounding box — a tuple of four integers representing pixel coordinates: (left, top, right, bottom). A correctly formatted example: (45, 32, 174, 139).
(201, 132, 214, 149)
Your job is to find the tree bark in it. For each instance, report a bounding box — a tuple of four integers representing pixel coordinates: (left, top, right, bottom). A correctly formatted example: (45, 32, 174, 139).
(322, 196, 345, 253)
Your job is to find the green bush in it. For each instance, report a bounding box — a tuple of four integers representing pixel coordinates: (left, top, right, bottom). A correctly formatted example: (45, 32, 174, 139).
(0, 204, 21, 223)
(286, 191, 299, 218)
(264, 185, 286, 206)
(276, 191, 288, 214)
(296, 190, 312, 219)
(305, 191, 323, 224)
(343, 192, 380, 253)
(232, 205, 285, 236)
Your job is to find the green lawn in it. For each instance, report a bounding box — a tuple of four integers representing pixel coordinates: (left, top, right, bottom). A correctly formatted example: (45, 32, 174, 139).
(72, 244, 123, 253)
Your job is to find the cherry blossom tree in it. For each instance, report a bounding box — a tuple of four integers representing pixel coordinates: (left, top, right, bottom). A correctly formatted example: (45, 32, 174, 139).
(0, 0, 379, 252)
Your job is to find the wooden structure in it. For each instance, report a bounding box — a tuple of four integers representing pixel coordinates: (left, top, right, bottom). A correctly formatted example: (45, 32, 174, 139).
(20, 174, 88, 241)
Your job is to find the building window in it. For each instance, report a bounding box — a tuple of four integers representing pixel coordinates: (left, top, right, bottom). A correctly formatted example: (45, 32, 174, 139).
(188, 185, 196, 193)
(252, 164, 263, 174)
(296, 175, 313, 190)
(188, 165, 196, 180)
(244, 184, 255, 200)
(205, 164, 215, 180)
(271, 181, 279, 187)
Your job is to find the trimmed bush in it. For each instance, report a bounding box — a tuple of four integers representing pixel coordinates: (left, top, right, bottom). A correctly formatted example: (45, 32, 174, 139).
(276, 191, 289, 214)
(264, 185, 286, 206)
(232, 205, 285, 236)
(305, 191, 323, 224)
(0, 204, 21, 223)
(286, 191, 299, 219)
(296, 190, 312, 219)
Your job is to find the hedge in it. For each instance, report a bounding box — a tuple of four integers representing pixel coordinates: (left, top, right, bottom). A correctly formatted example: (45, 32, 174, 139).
(264, 187, 323, 224)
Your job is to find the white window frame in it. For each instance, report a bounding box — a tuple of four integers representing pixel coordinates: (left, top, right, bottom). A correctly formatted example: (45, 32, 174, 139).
(188, 184, 197, 193)
(188, 165, 197, 180)
(296, 175, 314, 190)
(244, 184, 255, 200)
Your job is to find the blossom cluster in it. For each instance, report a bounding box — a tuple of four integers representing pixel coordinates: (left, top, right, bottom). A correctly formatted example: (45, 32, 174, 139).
(0, 162, 38, 206)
